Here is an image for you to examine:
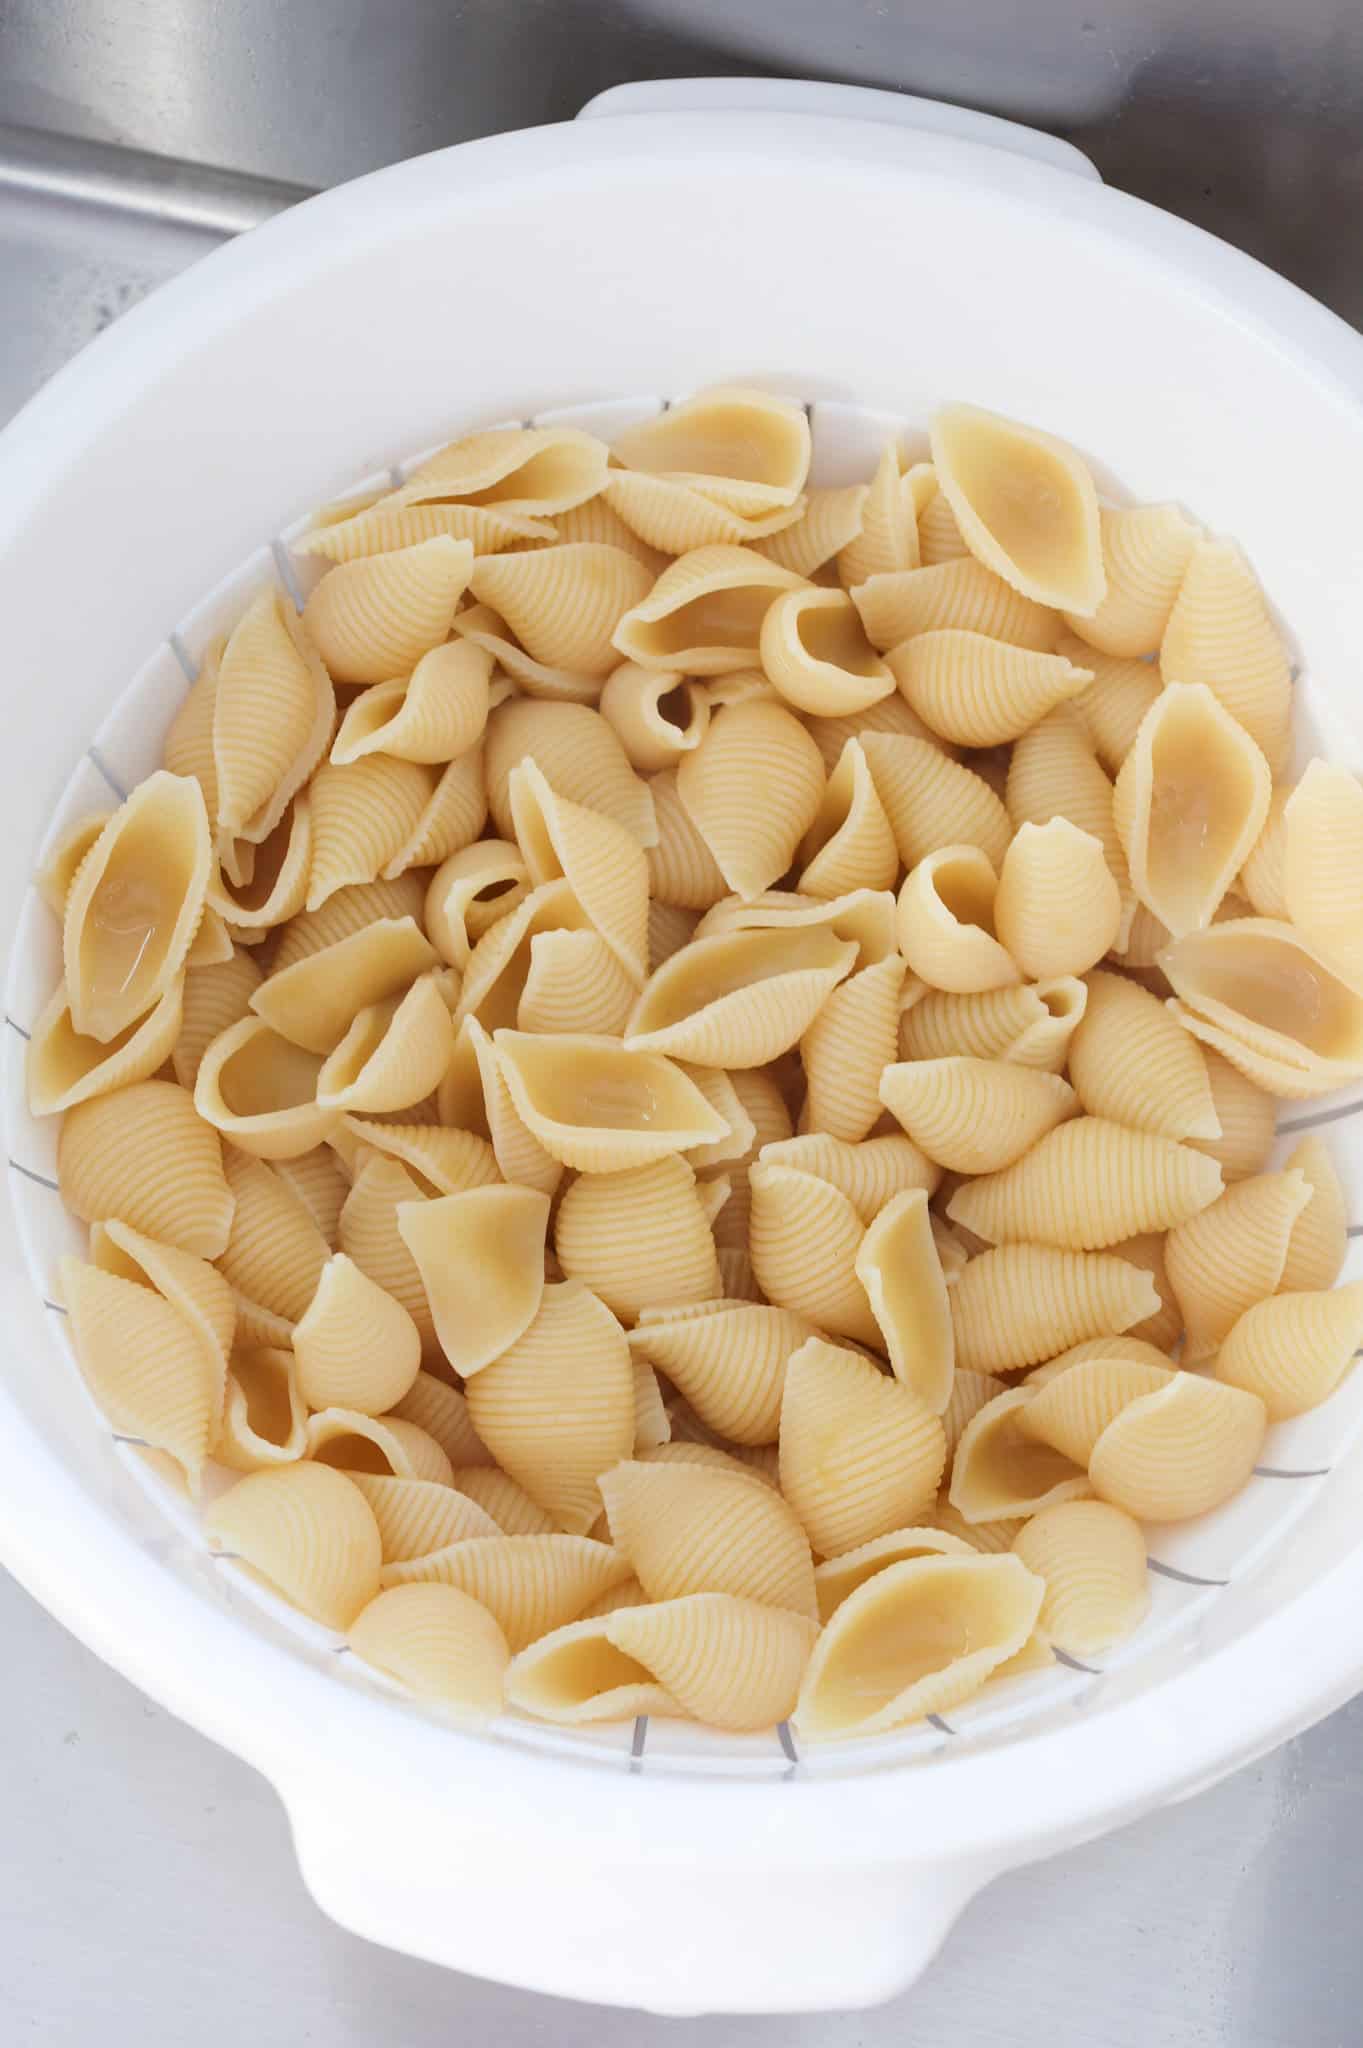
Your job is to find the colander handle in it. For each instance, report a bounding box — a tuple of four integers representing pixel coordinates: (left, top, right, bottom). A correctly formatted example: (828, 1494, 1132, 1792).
(576, 78, 1100, 183)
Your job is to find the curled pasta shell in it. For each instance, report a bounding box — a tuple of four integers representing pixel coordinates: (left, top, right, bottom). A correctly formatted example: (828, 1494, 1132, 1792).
(439, 1471, 549, 1536)
(645, 767, 728, 909)
(1279, 1136, 1348, 1293)
(834, 439, 916, 585)
(330, 639, 492, 767)
(515, 928, 639, 1036)
(305, 755, 437, 911)
(1087, 1371, 1266, 1520)
(344, 1474, 502, 1560)
(1067, 968, 1218, 1140)
(449, 602, 596, 704)
(301, 536, 473, 685)
(757, 1131, 939, 1221)
(598, 663, 709, 774)
(1017, 1351, 1175, 1466)
(943, 1369, 1008, 1459)
(749, 1163, 878, 1346)
(390, 1373, 491, 1471)
(554, 1154, 720, 1322)
(799, 955, 904, 1143)
(675, 699, 825, 899)
(338, 1156, 440, 1358)
(896, 845, 1020, 994)
(1113, 683, 1271, 937)
(205, 1462, 382, 1628)
(1160, 537, 1292, 774)
(1162, 917, 1363, 1097)
(504, 1610, 678, 1722)
(795, 1552, 1042, 1740)
(270, 872, 426, 974)
(756, 482, 869, 580)
(251, 917, 438, 1054)
(315, 974, 455, 1114)
(932, 1495, 1024, 1554)
(611, 386, 810, 514)
(892, 631, 1091, 748)
(296, 491, 552, 562)
(1238, 784, 1290, 920)
(779, 1335, 945, 1556)
(949, 1243, 1161, 1374)
(463, 1280, 634, 1532)
(399, 423, 609, 516)
(1215, 1282, 1363, 1420)
(759, 587, 893, 717)
(805, 689, 940, 771)
(812, 1525, 975, 1622)
(492, 1030, 727, 1171)
(215, 1345, 308, 1471)
(1062, 640, 1164, 775)
(28, 975, 183, 1117)
(293, 1253, 421, 1414)
(1012, 1501, 1149, 1657)
(632, 1357, 670, 1454)
(212, 590, 335, 844)
(457, 1013, 561, 1195)
(395, 1184, 549, 1377)
(1165, 1170, 1311, 1360)
(59, 1254, 221, 1482)
(994, 818, 1122, 979)
(509, 758, 648, 981)
(208, 797, 312, 933)
(382, 1533, 630, 1650)
(349, 1582, 509, 1717)
(695, 885, 897, 964)
(456, 879, 592, 1035)
(342, 1120, 496, 1201)
(217, 1147, 329, 1331)
(947, 1116, 1223, 1251)
(307, 1409, 454, 1486)
(1063, 501, 1200, 658)
(64, 771, 210, 1043)
(878, 1057, 1076, 1174)
(949, 1387, 1091, 1522)
(36, 810, 113, 918)
(798, 738, 898, 899)
(59, 1077, 234, 1257)
(1282, 760, 1363, 990)
(629, 1301, 811, 1445)
(599, 1458, 816, 1615)
(851, 557, 1058, 653)
(605, 1594, 815, 1732)
(612, 545, 805, 674)
(855, 1189, 954, 1412)
(1109, 1232, 1182, 1350)
(602, 469, 804, 553)
(1004, 704, 1132, 930)
(426, 839, 530, 970)
(898, 978, 1086, 1072)
(915, 467, 968, 565)
(470, 544, 653, 680)
(1188, 1049, 1276, 1182)
(673, 1063, 756, 1170)
(163, 638, 220, 819)
(930, 403, 1104, 614)
(626, 925, 856, 1067)
(392, 747, 492, 882)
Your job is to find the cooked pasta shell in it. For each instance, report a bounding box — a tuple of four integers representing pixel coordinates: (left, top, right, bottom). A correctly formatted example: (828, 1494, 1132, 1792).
(163, 640, 220, 819)
(912, 466, 966, 562)
(1005, 703, 1132, 925)
(1215, 1282, 1363, 1420)
(1056, 647, 1162, 784)
(851, 556, 1059, 653)
(799, 955, 904, 1143)
(251, 917, 438, 1054)
(995, 818, 1122, 979)
(625, 925, 856, 1067)
(604, 1594, 816, 1732)
(307, 1409, 454, 1486)
(878, 1057, 1076, 1174)
(514, 929, 639, 1036)
(779, 1335, 945, 1555)
(304, 755, 436, 912)
(215, 1345, 308, 1471)
(27, 975, 184, 1117)
(812, 1525, 976, 1622)
(932, 1494, 1024, 1554)
(896, 845, 1020, 994)
(58, 1255, 221, 1482)
(612, 545, 805, 674)
(891, 631, 1091, 749)
(942, 1369, 1008, 1460)
(638, 1440, 779, 1489)
(217, 1146, 330, 1334)
(1279, 1136, 1348, 1293)
(554, 1155, 720, 1322)
(805, 689, 941, 772)
(330, 639, 491, 768)
(628, 1301, 811, 1445)
(469, 545, 652, 680)
(35, 810, 113, 917)
(930, 403, 1104, 614)
(601, 469, 804, 554)
(1165, 1170, 1311, 1360)
(314, 974, 455, 1114)
(451, 601, 597, 704)
(344, 1474, 501, 1559)
(503, 1609, 677, 1722)
(597, 663, 710, 774)
(795, 1552, 1042, 1740)
(205, 1462, 382, 1628)
(348, 1582, 509, 1716)
(1012, 1501, 1149, 1657)
(1062, 500, 1200, 657)
(798, 738, 898, 899)
(631, 1356, 671, 1455)
(342, 1121, 497, 1201)
(398, 748, 495, 883)
(674, 698, 825, 898)
(644, 767, 729, 909)
(208, 795, 312, 934)
(389, 1372, 491, 1471)
(599, 1458, 816, 1615)
(1017, 1351, 1175, 1466)
(1237, 782, 1290, 920)
(749, 1164, 879, 1346)
(756, 482, 869, 580)
(1162, 917, 1363, 1097)
(296, 491, 552, 562)
(611, 387, 810, 513)
(460, 1279, 633, 1532)
(898, 978, 1086, 1073)
(292, 1253, 421, 1414)
(949, 1387, 1091, 1521)
(949, 1243, 1161, 1374)
(301, 536, 472, 686)
(492, 1030, 726, 1172)
(426, 839, 530, 970)
(400, 424, 609, 516)
(1281, 760, 1363, 989)
(1066, 968, 1218, 1141)
(59, 1077, 234, 1256)
(270, 872, 426, 973)
(382, 1532, 629, 1649)
(1087, 1371, 1266, 1520)
(509, 758, 648, 982)
(694, 886, 897, 965)
(758, 586, 893, 718)
(1187, 1048, 1276, 1183)
(456, 878, 593, 1035)
(1113, 683, 1271, 937)
(855, 1189, 954, 1412)
(1108, 1232, 1182, 1350)
(1160, 537, 1292, 774)
(458, 1013, 561, 1195)
(337, 1156, 441, 1357)
(394, 1183, 549, 1376)
(674, 1064, 756, 1171)
(947, 1117, 1223, 1251)
(757, 1131, 940, 1222)
(63, 770, 210, 1044)
(447, 1468, 555, 1535)
(211, 590, 335, 843)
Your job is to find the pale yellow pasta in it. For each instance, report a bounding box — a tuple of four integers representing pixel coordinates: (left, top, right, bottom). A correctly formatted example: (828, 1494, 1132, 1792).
(162, 637, 221, 820)
(214, 1345, 308, 1471)
(625, 925, 856, 1067)
(58, 1077, 234, 1257)
(1004, 704, 1133, 935)
(695, 884, 897, 963)
(509, 758, 648, 981)
(307, 1409, 454, 1486)
(1108, 1233, 1182, 1349)
(456, 878, 593, 1034)
(855, 1189, 954, 1412)
(452, 601, 602, 704)
(394, 1183, 548, 1376)
(805, 689, 941, 771)
(812, 1526, 975, 1622)
(1062, 500, 1200, 656)
(672, 1064, 756, 1172)
(851, 557, 1058, 653)
(748, 1164, 880, 1347)
(797, 737, 898, 899)
(779, 1335, 945, 1556)
(338, 1156, 443, 1358)
(458, 1012, 562, 1194)
(898, 979, 1085, 1074)
(207, 797, 312, 934)
(756, 1131, 939, 1222)
(950, 1385, 1091, 1521)
(610, 387, 810, 513)
(1165, 1171, 1311, 1360)
(673, 698, 825, 899)
(554, 1155, 720, 1322)
(382, 1532, 630, 1649)
(1163, 917, 1363, 1097)
(941, 1369, 1008, 1461)
(342, 1119, 497, 1199)
(399, 423, 609, 516)
(896, 844, 1020, 994)
(950, 1243, 1161, 1374)
(447, 1467, 555, 1536)
(511, 928, 636, 1036)
(425, 839, 530, 969)
(1054, 648, 1162, 783)
(1017, 1350, 1175, 1466)
(756, 482, 869, 580)
(629, 1301, 811, 1445)
(1214, 1283, 1363, 1419)
(948, 1116, 1223, 1251)
(36, 810, 112, 916)
(304, 755, 437, 910)
(27, 976, 185, 1117)
(292, 1253, 421, 1414)
(348, 1582, 510, 1717)
(835, 441, 916, 588)
(314, 973, 454, 1114)
(216, 1147, 328, 1341)
(1279, 759, 1363, 990)
(602, 469, 804, 554)
(758, 586, 894, 717)
(612, 545, 805, 674)
(1012, 1501, 1149, 1656)
(932, 1495, 1024, 1553)
(599, 1459, 816, 1615)
(296, 490, 552, 562)
(379, 746, 489, 879)
(251, 917, 438, 1054)
(469, 544, 652, 681)
(1278, 1136, 1347, 1293)
(211, 590, 334, 844)
(492, 1030, 726, 1171)
(1066, 968, 1218, 1140)
(914, 469, 969, 565)
(644, 767, 729, 910)
(930, 403, 1105, 614)
(205, 1462, 382, 1628)
(503, 1611, 679, 1723)
(1237, 783, 1290, 919)
(330, 639, 491, 767)
(878, 1056, 1076, 1174)
(344, 1474, 502, 1560)
(191, 1015, 335, 1158)
(795, 1552, 1042, 1740)
(602, 1594, 816, 1732)
(390, 1373, 491, 1471)
(1160, 536, 1293, 774)
(57, 1254, 217, 1486)
(1186, 1048, 1276, 1183)
(891, 631, 1091, 749)
(799, 954, 904, 1142)
(993, 818, 1122, 980)
(301, 536, 473, 685)
(630, 1357, 671, 1455)
(486, 696, 660, 855)
(1087, 1372, 1267, 1520)
(84, 1219, 230, 1394)
(597, 663, 710, 775)
(270, 872, 426, 973)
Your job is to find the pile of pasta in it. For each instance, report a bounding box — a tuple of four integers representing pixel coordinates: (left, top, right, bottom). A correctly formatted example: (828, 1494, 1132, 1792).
(29, 388, 1363, 1744)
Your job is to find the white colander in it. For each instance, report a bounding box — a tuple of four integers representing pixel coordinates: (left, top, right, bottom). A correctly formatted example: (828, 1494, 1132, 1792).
(2, 79, 1362, 2018)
